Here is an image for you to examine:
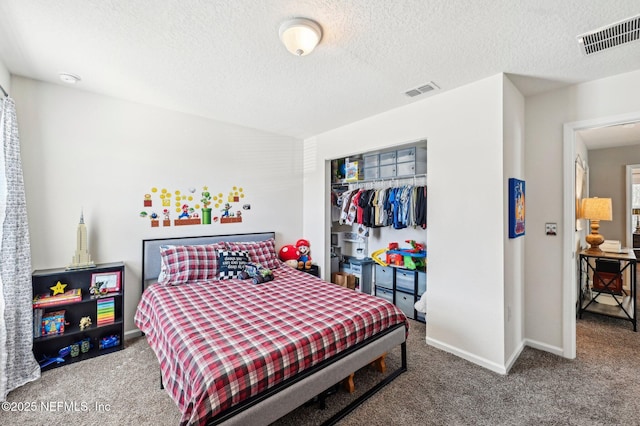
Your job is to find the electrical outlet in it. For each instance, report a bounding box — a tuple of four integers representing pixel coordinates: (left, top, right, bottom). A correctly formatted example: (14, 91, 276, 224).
(545, 223, 557, 235)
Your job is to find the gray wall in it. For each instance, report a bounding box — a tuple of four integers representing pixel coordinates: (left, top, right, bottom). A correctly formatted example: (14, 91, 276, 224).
(589, 143, 640, 243)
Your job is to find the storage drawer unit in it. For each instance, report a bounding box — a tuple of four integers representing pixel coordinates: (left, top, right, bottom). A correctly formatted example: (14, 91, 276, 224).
(395, 291, 415, 320)
(374, 265, 394, 289)
(395, 269, 416, 293)
(375, 287, 394, 303)
(417, 271, 426, 296)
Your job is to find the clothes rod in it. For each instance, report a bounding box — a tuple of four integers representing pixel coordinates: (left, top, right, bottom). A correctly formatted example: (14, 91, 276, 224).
(0, 84, 7, 98)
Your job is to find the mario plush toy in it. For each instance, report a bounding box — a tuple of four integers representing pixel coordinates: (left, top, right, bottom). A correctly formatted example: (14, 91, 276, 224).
(295, 239, 312, 270)
(278, 245, 301, 268)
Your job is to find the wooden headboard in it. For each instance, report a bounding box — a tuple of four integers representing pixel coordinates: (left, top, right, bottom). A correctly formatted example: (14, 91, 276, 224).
(141, 232, 275, 292)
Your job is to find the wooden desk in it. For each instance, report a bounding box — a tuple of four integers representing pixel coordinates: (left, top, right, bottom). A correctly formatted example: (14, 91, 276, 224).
(578, 249, 636, 331)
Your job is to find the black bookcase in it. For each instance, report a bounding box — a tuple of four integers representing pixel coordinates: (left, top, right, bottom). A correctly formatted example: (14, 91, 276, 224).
(32, 262, 124, 371)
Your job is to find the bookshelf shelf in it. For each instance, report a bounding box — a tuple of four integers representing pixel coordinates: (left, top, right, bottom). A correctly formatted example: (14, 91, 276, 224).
(32, 262, 125, 371)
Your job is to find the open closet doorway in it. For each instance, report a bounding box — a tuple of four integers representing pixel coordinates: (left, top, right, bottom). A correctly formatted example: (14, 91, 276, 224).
(563, 113, 640, 359)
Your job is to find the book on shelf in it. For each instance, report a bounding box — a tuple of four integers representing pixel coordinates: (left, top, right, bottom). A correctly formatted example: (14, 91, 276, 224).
(41, 310, 65, 336)
(33, 288, 82, 308)
(96, 297, 115, 326)
(33, 308, 44, 338)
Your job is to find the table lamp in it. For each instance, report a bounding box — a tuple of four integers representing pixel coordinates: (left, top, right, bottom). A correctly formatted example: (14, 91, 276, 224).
(581, 197, 612, 253)
(633, 208, 640, 234)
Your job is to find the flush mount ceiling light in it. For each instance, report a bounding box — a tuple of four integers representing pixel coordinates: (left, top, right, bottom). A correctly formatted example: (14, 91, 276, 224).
(59, 73, 81, 84)
(279, 18, 322, 56)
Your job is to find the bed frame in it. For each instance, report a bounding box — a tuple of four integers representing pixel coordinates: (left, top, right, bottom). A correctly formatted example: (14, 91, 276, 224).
(141, 232, 407, 426)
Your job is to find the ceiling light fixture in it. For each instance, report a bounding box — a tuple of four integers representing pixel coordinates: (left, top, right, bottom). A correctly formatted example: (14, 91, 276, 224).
(59, 73, 81, 84)
(279, 18, 322, 56)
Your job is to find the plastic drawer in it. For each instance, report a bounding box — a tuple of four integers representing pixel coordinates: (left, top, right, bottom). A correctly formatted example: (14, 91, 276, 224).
(416, 312, 425, 322)
(379, 151, 397, 165)
(363, 154, 379, 168)
(395, 269, 416, 293)
(364, 167, 379, 180)
(396, 161, 416, 176)
(395, 291, 415, 320)
(417, 271, 426, 296)
(396, 147, 416, 163)
(379, 164, 396, 178)
(375, 265, 394, 289)
(375, 287, 394, 303)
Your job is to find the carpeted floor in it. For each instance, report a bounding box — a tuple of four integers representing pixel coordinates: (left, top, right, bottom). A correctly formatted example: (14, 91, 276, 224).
(2, 312, 639, 425)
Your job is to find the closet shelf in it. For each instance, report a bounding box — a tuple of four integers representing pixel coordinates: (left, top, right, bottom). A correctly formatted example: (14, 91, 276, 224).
(332, 173, 426, 189)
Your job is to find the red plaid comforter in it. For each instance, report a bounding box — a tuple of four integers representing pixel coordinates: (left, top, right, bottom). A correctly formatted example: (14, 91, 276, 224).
(135, 265, 408, 426)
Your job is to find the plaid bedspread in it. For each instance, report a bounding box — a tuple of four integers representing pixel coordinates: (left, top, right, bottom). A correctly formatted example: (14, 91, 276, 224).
(135, 265, 408, 426)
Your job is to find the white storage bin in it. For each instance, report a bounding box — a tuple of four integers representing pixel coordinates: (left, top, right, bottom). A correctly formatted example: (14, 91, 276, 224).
(379, 164, 396, 178)
(379, 151, 397, 165)
(417, 271, 426, 296)
(363, 154, 379, 168)
(395, 269, 415, 293)
(364, 167, 379, 180)
(375, 265, 394, 289)
(376, 287, 393, 303)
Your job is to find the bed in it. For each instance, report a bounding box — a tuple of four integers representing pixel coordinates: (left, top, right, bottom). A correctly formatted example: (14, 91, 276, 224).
(135, 232, 408, 425)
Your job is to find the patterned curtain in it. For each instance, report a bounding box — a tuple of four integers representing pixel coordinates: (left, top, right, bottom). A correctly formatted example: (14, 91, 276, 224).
(0, 96, 40, 400)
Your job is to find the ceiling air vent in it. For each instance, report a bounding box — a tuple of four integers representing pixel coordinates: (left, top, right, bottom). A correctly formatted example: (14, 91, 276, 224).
(577, 14, 640, 55)
(404, 81, 439, 98)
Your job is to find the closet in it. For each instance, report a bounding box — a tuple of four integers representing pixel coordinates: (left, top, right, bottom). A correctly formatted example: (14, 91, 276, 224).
(329, 140, 427, 322)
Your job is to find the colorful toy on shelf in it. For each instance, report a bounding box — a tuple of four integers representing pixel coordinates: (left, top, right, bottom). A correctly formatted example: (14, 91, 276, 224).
(38, 345, 71, 368)
(388, 240, 426, 270)
(99, 335, 120, 350)
(371, 246, 389, 267)
(278, 245, 301, 268)
(295, 239, 312, 270)
(79, 316, 92, 331)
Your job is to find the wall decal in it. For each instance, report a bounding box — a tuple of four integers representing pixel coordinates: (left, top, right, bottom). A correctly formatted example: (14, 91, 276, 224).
(139, 185, 250, 228)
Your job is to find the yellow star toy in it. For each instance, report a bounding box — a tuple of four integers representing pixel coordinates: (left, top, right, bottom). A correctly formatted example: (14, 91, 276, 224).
(50, 281, 67, 296)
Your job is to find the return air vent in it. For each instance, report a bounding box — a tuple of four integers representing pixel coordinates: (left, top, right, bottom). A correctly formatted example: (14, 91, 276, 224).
(404, 81, 439, 98)
(577, 14, 640, 55)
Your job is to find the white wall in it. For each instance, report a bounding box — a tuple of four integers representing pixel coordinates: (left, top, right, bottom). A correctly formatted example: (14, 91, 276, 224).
(304, 74, 513, 372)
(12, 76, 303, 334)
(502, 76, 525, 367)
(525, 69, 640, 352)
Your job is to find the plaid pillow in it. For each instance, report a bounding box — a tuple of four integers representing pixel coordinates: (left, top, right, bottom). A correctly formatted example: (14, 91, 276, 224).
(225, 238, 280, 269)
(157, 243, 225, 285)
(217, 250, 250, 280)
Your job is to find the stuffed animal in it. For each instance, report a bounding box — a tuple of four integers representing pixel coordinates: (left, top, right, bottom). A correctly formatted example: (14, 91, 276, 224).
(239, 262, 274, 284)
(295, 239, 312, 270)
(278, 245, 301, 268)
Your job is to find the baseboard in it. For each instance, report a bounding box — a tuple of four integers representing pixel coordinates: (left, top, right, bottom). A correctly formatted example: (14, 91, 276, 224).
(426, 336, 508, 375)
(124, 329, 142, 340)
(523, 338, 564, 357)
(504, 341, 526, 373)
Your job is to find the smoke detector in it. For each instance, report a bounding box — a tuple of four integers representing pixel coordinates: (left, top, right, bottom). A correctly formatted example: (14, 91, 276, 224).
(577, 14, 640, 55)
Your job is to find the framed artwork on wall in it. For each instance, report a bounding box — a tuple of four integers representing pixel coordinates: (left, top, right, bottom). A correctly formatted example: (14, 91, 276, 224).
(508, 178, 525, 238)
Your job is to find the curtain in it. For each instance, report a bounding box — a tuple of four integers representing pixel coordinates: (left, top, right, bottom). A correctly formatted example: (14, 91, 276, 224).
(0, 96, 40, 401)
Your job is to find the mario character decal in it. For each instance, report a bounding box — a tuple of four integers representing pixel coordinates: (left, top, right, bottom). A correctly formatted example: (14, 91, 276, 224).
(295, 239, 312, 270)
(139, 185, 250, 227)
(278, 245, 301, 269)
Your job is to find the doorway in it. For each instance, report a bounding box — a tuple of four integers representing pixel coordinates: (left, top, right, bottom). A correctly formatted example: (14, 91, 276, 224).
(563, 112, 640, 359)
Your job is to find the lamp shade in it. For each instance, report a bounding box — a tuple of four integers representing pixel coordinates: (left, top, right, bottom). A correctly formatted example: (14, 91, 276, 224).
(581, 197, 612, 221)
(279, 18, 322, 56)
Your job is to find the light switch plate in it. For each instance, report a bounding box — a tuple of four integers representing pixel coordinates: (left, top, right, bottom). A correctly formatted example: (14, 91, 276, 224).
(545, 223, 557, 235)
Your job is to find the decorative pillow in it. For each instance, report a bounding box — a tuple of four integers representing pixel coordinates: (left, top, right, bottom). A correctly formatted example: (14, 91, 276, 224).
(157, 242, 225, 285)
(224, 238, 280, 270)
(217, 249, 250, 280)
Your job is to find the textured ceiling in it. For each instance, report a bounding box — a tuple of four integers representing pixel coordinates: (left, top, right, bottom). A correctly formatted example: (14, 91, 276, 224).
(0, 1, 639, 139)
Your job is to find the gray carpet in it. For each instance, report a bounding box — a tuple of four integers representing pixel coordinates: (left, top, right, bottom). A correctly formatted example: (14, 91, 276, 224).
(2, 313, 639, 425)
